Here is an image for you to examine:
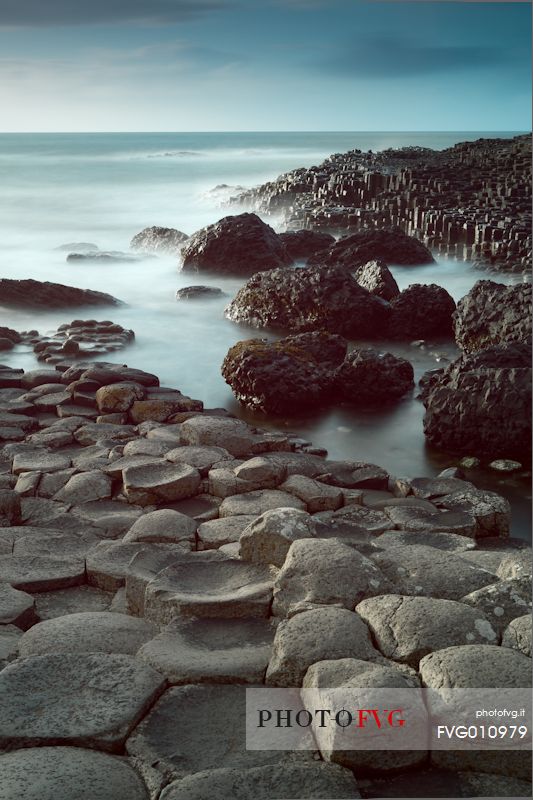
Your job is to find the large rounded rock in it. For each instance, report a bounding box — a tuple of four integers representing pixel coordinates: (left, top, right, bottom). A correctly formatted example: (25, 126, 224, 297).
(225, 264, 390, 337)
(388, 284, 456, 339)
(221, 332, 346, 414)
(130, 226, 189, 255)
(354, 259, 400, 301)
(278, 229, 335, 261)
(502, 615, 532, 658)
(239, 507, 317, 567)
(333, 348, 414, 404)
(0, 747, 150, 800)
(356, 595, 498, 667)
(309, 227, 434, 268)
(123, 509, 197, 545)
(454, 280, 532, 353)
(422, 342, 532, 461)
(461, 577, 532, 634)
(180, 213, 290, 276)
(419, 644, 532, 688)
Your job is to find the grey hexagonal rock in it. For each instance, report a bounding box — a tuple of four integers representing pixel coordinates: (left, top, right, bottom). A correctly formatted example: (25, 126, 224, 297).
(159, 763, 360, 800)
(265, 606, 380, 687)
(371, 544, 495, 600)
(356, 595, 498, 667)
(179, 416, 256, 457)
(497, 549, 532, 580)
(0, 624, 22, 661)
(69, 499, 144, 538)
(138, 616, 275, 684)
(87, 541, 186, 591)
(126, 684, 287, 784)
(436, 488, 511, 538)
(12, 529, 99, 560)
(0, 653, 165, 750)
(12, 451, 71, 476)
(383, 505, 476, 537)
(0, 554, 85, 592)
(502, 615, 532, 658)
(220, 490, 306, 518)
(54, 470, 112, 505)
(166, 445, 233, 475)
(419, 644, 532, 688)
(280, 475, 343, 513)
(0, 582, 36, 628)
(272, 538, 390, 617)
(373, 529, 476, 553)
(144, 552, 273, 625)
(34, 585, 113, 620)
(239, 507, 317, 567)
(234, 456, 286, 485)
(18, 611, 157, 657)
(126, 548, 184, 616)
(123, 462, 201, 506)
(0, 746, 150, 800)
(197, 515, 256, 551)
(123, 509, 197, 545)
(409, 477, 475, 500)
(461, 577, 532, 633)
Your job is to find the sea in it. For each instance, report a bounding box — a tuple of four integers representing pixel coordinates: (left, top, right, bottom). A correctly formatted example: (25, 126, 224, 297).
(0, 131, 530, 539)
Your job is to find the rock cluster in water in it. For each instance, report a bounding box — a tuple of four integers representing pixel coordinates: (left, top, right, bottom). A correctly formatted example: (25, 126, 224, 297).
(232, 135, 532, 273)
(0, 356, 530, 799)
(0, 279, 121, 309)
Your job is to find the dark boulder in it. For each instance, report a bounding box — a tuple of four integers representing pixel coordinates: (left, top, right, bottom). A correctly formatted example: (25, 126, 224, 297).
(278, 230, 335, 261)
(388, 284, 456, 339)
(225, 264, 390, 338)
(354, 259, 400, 301)
(180, 212, 291, 276)
(176, 286, 224, 300)
(454, 280, 532, 353)
(308, 227, 434, 269)
(130, 226, 189, 255)
(0, 279, 121, 309)
(333, 348, 414, 405)
(67, 251, 141, 264)
(0, 327, 21, 344)
(221, 332, 347, 414)
(422, 341, 531, 461)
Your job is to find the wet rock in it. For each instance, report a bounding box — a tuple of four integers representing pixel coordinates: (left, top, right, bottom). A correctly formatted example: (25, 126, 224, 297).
(123, 509, 197, 546)
(123, 462, 201, 506)
(221, 332, 347, 414)
(159, 763, 360, 800)
(176, 285, 224, 300)
(419, 644, 532, 688)
(265, 606, 381, 686)
(502, 615, 532, 657)
(388, 284, 456, 339)
(143, 552, 273, 625)
(371, 544, 496, 599)
(239, 507, 316, 566)
(309, 227, 434, 269)
(220, 489, 306, 518)
(461, 577, 532, 633)
(454, 280, 532, 353)
(131, 225, 189, 255)
(0, 746, 150, 800)
(197, 515, 256, 550)
(356, 595, 498, 667)
(181, 212, 291, 276)
(225, 264, 390, 337)
(138, 616, 274, 684)
(489, 458, 522, 472)
(353, 258, 400, 301)
(0, 278, 121, 308)
(422, 341, 532, 461)
(0, 653, 165, 751)
(333, 348, 414, 404)
(272, 538, 390, 617)
(278, 229, 335, 261)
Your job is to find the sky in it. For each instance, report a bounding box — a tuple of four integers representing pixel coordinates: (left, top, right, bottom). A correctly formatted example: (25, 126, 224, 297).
(0, 0, 530, 131)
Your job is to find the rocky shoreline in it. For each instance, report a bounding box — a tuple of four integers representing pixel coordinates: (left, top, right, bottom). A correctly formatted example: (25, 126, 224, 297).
(0, 350, 531, 799)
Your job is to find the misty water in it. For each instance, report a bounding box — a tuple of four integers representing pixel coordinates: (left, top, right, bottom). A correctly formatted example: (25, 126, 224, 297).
(0, 131, 529, 539)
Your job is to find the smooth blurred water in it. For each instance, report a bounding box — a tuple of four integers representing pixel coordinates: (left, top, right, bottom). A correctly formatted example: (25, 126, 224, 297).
(0, 131, 529, 538)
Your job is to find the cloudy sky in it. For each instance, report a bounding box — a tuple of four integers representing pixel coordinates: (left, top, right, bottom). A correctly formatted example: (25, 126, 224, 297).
(0, 0, 530, 131)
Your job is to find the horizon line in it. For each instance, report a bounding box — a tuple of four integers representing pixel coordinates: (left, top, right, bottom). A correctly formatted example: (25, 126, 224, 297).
(0, 129, 528, 135)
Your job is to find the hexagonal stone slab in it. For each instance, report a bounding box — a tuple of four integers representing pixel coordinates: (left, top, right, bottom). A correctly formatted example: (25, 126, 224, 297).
(54, 470, 112, 504)
(371, 545, 496, 600)
(272, 538, 391, 617)
(138, 616, 275, 684)
(34, 585, 113, 620)
(144, 552, 273, 626)
(123, 509, 196, 546)
(502, 615, 532, 658)
(356, 595, 498, 667)
(239, 508, 317, 567)
(69, 499, 145, 538)
(0, 554, 85, 592)
(0, 747, 150, 800)
(410, 477, 475, 500)
(373, 529, 476, 553)
(461, 577, 532, 633)
(18, 611, 157, 657)
(419, 645, 532, 688)
(436, 488, 511, 538)
(126, 684, 287, 784)
(123, 462, 201, 506)
(166, 445, 233, 475)
(0, 624, 22, 662)
(219, 490, 306, 518)
(197, 515, 256, 551)
(265, 607, 381, 687)
(0, 583, 36, 628)
(179, 416, 257, 457)
(87, 541, 186, 591)
(384, 505, 477, 538)
(159, 763, 360, 800)
(12, 451, 71, 475)
(12, 530, 99, 560)
(497, 549, 532, 580)
(280, 475, 343, 513)
(0, 653, 165, 750)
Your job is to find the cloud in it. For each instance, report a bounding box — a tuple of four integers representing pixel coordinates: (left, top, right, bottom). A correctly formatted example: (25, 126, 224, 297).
(316, 37, 515, 79)
(0, 0, 234, 27)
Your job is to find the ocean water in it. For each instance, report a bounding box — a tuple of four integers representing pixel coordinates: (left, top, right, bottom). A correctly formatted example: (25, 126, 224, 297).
(0, 131, 530, 538)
